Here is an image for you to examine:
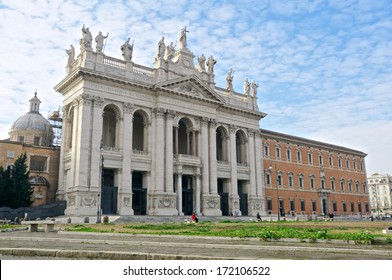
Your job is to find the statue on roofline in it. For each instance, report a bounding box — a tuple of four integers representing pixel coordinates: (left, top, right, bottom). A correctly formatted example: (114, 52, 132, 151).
(178, 26, 189, 49)
(121, 37, 134, 61)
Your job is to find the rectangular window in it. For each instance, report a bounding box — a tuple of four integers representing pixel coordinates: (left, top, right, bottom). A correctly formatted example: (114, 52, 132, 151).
(333, 202, 337, 212)
(300, 200, 305, 212)
(299, 177, 303, 188)
(342, 202, 347, 213)
(277, 175, 282, 186)
(266, 174, 271, 185)
(358, 203, 362, 213)
(353, 160, 357, 170)
(290, 200, 295, 211)
(321, 180, 325, 189)
(350, 202, 355, 213)
(297, 151, 302, 162)
(18, 136, 24, 143)
(264, 146, 269, 157)
(356, 182, 359, 193)
(286, 149, 291, 161)
(7, 151, 15, 158)
(365, 203, 369, 213)
(267, 199, 272, 211)
(348, 182, 352, 193)
(310, 178, 315, 189)
(331, 181, 335, 191)
(340, 181, 344, 192)
(329, 156, 333, 167)
(288, 176, 293, 187)
(308, 153, 312, 164)
(276, 147, 280, 158)
(312, 201, 317, 212)
(34, 136, 40, 146)
(29, 155, 48, 172)
(346, 159, 350, 169)
(319, 155, 323, 165)
(338, 158, 342, 168)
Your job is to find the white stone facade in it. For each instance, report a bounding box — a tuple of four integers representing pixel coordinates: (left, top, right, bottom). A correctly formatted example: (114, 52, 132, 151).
(367, 173, 392, 218)
(55, 27, 266, 217)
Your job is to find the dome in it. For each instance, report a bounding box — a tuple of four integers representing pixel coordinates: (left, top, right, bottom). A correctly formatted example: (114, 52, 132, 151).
(10, 112, 52, 132)
(8, 91, 53, 146)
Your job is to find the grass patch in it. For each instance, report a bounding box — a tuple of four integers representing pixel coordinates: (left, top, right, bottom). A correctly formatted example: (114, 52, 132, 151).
(62, 220, 391, 243)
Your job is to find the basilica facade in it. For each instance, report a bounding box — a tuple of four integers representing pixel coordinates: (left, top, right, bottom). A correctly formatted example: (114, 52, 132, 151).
(55, 27, 266, 217)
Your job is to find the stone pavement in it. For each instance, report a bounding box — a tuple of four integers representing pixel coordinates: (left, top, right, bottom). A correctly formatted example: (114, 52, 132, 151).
(1, 226, 392, 260)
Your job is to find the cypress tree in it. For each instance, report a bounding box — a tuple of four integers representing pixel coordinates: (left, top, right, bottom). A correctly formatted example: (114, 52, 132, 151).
(10, 153, 33, 208)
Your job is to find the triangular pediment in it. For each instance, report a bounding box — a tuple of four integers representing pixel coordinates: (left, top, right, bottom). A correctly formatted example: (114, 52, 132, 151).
(154, 75, 224, 104)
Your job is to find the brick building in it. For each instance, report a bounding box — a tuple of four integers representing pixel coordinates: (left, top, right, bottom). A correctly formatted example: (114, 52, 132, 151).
(260, 129, 369, 217)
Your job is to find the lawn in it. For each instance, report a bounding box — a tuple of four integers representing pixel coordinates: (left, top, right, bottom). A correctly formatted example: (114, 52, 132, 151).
(61, 220, 392, 244)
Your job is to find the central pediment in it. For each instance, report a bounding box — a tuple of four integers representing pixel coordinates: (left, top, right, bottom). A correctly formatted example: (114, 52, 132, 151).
(154, 75, 224, 104)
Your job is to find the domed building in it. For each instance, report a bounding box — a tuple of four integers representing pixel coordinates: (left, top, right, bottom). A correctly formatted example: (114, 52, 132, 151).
(9, 91, 53, 146)
(0, 91, 60, 208)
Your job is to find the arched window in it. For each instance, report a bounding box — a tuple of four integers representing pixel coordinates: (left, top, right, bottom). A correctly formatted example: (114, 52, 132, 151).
(102, 106, 119, 148)
(216, 126, 228, 161)
(235, 130, 247, 164)
(132, 111, 147, 151)
(177, 118, 196, 155)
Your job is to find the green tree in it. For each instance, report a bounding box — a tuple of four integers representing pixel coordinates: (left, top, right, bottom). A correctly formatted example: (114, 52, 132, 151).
(9, 153, 33, 208)
(0, 166, 12, 207)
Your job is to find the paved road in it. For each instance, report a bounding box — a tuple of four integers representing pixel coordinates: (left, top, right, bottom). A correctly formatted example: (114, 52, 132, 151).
(1, 230, 392, 260)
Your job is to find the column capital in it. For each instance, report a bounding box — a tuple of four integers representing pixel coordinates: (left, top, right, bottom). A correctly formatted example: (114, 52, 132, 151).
(229, 124, 237, 134)
(93, 96, 105, 108)
(123, 102, 134, 114)
(166, 110, 176, 119)
(209, 119, 217, 128)
(201, 117, 209, 126)
(153, 108, 166, 118)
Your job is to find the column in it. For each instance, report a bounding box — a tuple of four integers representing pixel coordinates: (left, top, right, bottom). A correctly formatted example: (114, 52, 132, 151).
(254, 131, 263, 197)
(229, 125, 240, 215)
(200, 118, 209, 195)
(73, 95, 93, 190)
(155, 108, 165, 192)
(89, 96, 104, 193)
(254, 130, 265, 215)
(119, 103, 133, 215)
(195, 171, 201, 215)
(165, 111, 175, 193)
(230, 125, 238, 195)
(177, 172, 183, 215)
(248, 130, 256, 196)
(174, 126, 179, 155)
(208, 120, 217, 194)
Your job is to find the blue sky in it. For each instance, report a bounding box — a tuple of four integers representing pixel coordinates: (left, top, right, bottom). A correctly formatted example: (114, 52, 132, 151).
(0, 0, 391, 175)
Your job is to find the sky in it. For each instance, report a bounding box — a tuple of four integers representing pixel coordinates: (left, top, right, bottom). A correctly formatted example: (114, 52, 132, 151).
(0, 0, 391, 176)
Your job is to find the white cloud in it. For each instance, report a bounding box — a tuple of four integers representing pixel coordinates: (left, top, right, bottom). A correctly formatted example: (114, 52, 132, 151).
(0, 0, 392, 176)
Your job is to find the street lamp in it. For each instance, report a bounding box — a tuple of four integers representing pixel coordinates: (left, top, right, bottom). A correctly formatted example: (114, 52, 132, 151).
(269, 164, 280, 221)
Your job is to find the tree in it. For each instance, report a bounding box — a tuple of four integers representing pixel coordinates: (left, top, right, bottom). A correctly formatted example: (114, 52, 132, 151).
(9, 153, 33, 208)
(0, 166, 12, 207)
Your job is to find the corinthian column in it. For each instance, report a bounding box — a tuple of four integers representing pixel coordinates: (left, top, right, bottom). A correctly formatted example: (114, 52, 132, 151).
(154, 108, 165, 192)
(200, 118, 209, 195)
(209, 119, 217, 194)
(165, 110, 175, 193)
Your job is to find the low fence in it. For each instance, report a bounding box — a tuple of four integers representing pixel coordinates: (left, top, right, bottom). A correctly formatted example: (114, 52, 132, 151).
(0, 201, 66, 221)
